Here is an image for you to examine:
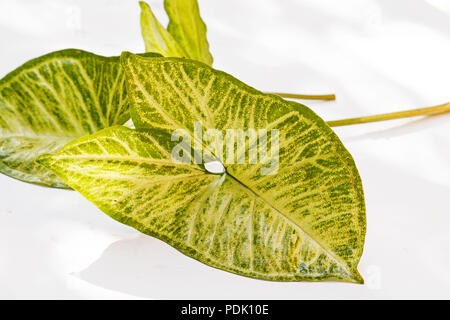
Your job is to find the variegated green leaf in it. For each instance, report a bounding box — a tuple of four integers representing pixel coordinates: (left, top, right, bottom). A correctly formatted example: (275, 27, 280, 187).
(140, 0, 213, 65)
(0, 49, 158, 188)
(39, 53, 366, 283)
(164, 0, 213, 65)
(139, 1, 187, 58)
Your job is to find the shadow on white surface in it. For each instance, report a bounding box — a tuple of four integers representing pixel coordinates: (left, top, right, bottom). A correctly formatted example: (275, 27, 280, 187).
(77, 236, 246, 299)
(76, 235, 360, 299)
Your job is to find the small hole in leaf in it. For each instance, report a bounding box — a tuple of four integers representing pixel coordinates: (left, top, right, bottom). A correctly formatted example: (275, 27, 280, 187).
(204, 161, 225, 174)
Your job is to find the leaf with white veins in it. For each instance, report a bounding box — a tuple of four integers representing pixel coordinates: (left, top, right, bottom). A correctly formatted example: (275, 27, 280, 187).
(0, 49, 158, 187)
(39, 53, 366, 282)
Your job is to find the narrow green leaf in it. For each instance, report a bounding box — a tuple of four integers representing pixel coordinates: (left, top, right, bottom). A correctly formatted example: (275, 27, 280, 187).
(40, 53, 366, 282)
(164, 0, 213, 65)
(0, 49, 158, 188)
(139, 1, 187, 58)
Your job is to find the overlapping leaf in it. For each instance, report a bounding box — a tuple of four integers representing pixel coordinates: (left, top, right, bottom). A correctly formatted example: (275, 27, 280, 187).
(0, 49, 158, 187)
(165, 0, 213, 65)
(39, 53, 366, 282)
(140, 0, 213, 65)
(139, 1, 187, 58)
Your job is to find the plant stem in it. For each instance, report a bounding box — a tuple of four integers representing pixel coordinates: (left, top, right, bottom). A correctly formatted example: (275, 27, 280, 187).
(327, 102, 450, 127)
(271, 92, 336, 101)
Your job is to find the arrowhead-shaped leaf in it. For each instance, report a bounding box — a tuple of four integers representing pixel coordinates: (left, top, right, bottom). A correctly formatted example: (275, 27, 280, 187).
(140, 0, 213, 65)
(39, 53, 366, 282)
(0, 49, 158, 188)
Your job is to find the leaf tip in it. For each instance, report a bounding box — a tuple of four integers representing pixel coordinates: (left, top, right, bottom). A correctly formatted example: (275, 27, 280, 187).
(138, 1, 149, 10)
(349, 269, 364, 284)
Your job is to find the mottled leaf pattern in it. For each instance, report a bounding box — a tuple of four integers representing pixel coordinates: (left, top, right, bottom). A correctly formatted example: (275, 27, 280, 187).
(140, 0, 213, 65)
(40, 54, 366, 282)
(0, 49, 158, 187)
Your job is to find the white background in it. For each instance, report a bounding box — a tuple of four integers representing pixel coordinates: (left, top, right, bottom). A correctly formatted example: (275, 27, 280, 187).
(1, 0, 450, 299)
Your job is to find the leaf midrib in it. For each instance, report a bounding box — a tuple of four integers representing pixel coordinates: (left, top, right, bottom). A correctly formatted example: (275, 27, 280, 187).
(48, 154, 206, 173)
(224, 170, 353, 276)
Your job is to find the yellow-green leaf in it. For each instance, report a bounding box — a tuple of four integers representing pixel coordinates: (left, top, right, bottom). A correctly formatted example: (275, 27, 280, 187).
(139, 1, 187, 58)
(164, 0, 213, 65)
(0, 49, 158, 188)
(39, 53, 366, 282)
